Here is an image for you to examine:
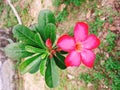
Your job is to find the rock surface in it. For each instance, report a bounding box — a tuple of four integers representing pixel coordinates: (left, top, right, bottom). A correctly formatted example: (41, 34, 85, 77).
(0, 29, 17, 90)
(0, 59, 16, 90)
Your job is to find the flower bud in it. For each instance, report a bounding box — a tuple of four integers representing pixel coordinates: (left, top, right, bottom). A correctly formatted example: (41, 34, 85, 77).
(46, 39, 52, 48)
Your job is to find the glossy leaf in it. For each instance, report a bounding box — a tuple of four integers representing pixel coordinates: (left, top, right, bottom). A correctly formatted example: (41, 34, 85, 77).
(29, 60, 41, 74)
(19, 53, 41, 74)
(38, 9, 55, 41)
(59, 51, 68, 54)
(40, 58, 47, 76)
(54, 52, 66, 69)
(5, 43, 32, 60)
(35, 33, 46, 49)
(25, 45, 45, 53)
(44, 23, 56, 43)
(13, 25, 38, 47)
(45, 58, 59, 88)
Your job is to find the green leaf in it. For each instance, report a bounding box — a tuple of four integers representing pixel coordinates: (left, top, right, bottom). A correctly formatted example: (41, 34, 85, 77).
(38, 9, 55, 41)
(5, 43, 31, 60)
(29, 60, 41, 74)
(44, 23, 56, 43)
(35, 33, 46, 49)
(54, 52, 66, 69)
(41, 53, 48, 59)
(13, 25, 39, 47)
(68, 27, 74, 36)
(19, 53, 41, 74)
(59, 51, 67, 54)
(40, 58, 47, 76)
(45, 58, 59, 88)
(25, 45, 45, 53)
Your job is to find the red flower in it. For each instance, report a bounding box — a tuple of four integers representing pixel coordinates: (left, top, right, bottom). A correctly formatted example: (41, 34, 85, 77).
(57, 22, 100, 68)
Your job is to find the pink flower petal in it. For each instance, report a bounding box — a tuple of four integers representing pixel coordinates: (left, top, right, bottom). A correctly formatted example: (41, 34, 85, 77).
(57, 35, 75, 52)
(65, 51, 81, 67)
(74, 22, 88, 42)
(81, 49, 95, 68)
(82, 34, 100, 50)
(46, 39, 52, 48)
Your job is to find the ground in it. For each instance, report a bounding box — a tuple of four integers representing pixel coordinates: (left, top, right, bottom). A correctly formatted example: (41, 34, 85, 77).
(0, 0, 120, 90)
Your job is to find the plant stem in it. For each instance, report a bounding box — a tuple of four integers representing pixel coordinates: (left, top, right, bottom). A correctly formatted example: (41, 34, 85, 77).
(7, 0, 22, 25)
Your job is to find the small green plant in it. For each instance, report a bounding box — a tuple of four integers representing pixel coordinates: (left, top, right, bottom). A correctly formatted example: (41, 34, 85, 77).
(106, 30, 116, 52)
(89, 17, 105, 35)
(0, 0, 4, 16)
(79, 56, 120, 90)
(5, 10, 66, 88)
(53, 0, 86, 7)
(52, 0, 63, 7)
(108, 16, 114, 24)
(65, 0, 86, 6)
(53, 0, 86, 22)
(104, 57, 120, 90)
(56, 8, 68, 22)
(79, 73, 92, 84)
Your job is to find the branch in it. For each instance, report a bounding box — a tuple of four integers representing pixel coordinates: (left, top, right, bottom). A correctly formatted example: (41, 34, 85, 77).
(7, 0, 22, 25)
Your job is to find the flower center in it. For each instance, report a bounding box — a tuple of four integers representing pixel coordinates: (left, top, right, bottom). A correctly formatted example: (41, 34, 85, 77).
(75, 42, 82, 52)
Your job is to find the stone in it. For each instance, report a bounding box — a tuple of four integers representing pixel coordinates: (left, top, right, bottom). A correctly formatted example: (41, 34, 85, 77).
(1, 59, 16, 90)
(0, 61, 2, 90)
(67, 74, 75, 80)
